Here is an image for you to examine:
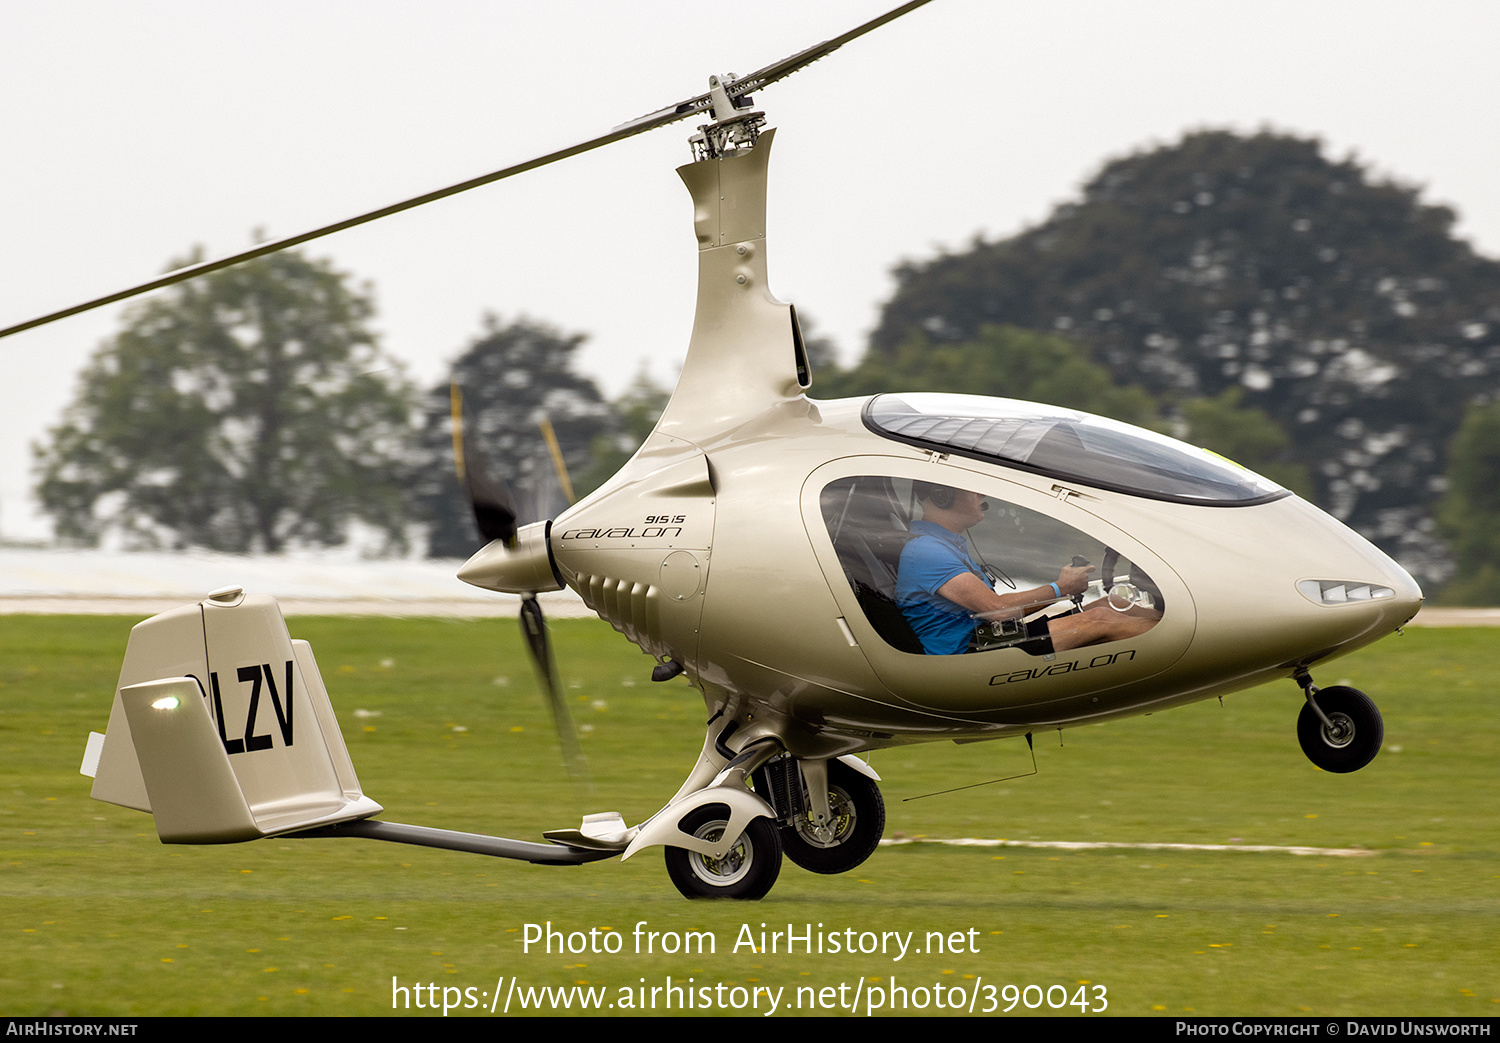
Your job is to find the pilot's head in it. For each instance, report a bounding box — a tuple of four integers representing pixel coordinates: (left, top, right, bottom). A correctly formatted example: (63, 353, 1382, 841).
(913, 481, 960, 510)
(914, 482, 988, 532)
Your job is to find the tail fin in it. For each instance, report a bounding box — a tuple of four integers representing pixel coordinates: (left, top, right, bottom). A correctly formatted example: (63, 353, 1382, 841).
(82, 588, 380, 843)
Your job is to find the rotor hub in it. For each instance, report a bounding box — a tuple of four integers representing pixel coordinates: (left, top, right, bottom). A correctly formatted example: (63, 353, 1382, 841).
(688, 74, 766, 161)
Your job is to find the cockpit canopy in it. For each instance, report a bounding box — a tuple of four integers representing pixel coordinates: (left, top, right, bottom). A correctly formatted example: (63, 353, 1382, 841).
(864, 393, 1288, 506)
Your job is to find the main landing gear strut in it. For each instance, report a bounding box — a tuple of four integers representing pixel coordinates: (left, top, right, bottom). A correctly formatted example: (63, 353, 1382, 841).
(1293, 670, 1383, 773)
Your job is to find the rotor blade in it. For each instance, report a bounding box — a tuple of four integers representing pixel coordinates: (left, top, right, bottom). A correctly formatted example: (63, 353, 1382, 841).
(0, 0, 935, 342)
(519, 593, 589, 784)
(451, 384, 518, 546)
(608, 0, 935, 125)
(0, 112, 686, 341)
(721, 0, 935, 100)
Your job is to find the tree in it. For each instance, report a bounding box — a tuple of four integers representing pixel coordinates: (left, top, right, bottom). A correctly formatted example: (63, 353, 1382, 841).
(1435, 400, 1500, 604)
(35, 249, 419, 553)
(418, 316, 617, 559)
(870, 131, 1500, 581)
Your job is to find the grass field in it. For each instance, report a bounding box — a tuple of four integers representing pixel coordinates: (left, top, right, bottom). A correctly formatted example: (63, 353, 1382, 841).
(2, 613, 1496, 1017)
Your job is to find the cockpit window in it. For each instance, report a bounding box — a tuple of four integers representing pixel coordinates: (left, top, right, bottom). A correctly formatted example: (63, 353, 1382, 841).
(864, 393, 1288, 506)
(821, 475, 1165, 656)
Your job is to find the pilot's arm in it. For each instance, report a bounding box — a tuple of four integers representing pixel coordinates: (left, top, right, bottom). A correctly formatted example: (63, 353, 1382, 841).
(937, 563, 1093, 621)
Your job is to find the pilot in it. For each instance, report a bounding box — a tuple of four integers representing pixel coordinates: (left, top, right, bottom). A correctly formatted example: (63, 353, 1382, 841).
(896, 481, 1159, 656)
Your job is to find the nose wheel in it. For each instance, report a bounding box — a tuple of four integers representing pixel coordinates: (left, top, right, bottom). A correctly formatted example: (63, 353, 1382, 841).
(1294, 676, 1383, 773)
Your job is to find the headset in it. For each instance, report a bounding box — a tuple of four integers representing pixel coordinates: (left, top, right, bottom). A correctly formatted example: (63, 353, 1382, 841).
(914, 480, 986, 512)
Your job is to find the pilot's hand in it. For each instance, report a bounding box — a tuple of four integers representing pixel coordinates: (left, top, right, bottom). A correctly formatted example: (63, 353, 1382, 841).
(1058, 564, 1094, 596)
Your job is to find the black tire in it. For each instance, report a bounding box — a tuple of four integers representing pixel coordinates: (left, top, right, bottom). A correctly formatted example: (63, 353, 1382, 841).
(780, 761, 885, 875)
(1297, 685, 1383, 773)
(664, 805, 781, 900)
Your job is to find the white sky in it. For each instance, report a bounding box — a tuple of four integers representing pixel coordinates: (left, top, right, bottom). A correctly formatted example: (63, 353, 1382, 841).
(3, 0, 1497, 542)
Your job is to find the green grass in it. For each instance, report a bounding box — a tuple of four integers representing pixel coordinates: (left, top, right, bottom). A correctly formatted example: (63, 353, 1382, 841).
(2, 615, 1496, 1016)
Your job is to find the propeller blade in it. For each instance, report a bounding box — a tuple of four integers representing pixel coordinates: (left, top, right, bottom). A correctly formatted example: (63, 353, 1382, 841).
(0, 0, 935, 341)
(451, 384, 518, 546)
(465, 451, 520, 547)
(519, 593, 589, 784)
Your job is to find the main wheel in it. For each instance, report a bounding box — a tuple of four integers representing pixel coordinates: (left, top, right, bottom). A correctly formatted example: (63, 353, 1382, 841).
(1297, 685, 1383, 773)
(780, 760, 885, 875)
(664, 805, 781, 900)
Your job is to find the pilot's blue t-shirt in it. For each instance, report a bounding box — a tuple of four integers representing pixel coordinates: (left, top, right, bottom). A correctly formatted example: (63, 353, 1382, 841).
(896, 520, 987, 655)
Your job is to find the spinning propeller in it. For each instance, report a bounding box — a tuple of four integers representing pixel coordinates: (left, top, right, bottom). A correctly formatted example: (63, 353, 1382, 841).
(451, 385, 587, 782)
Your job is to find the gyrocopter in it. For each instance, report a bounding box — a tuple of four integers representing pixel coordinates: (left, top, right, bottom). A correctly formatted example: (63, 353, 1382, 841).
(34, 0, 1422, 900)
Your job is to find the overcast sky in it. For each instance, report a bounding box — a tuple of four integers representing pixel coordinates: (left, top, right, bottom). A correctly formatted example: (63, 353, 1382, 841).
(3, 0, 1497, 543)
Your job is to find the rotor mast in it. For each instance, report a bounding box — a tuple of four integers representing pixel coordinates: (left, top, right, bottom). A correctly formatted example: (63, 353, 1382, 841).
(649, 83, 806, 445)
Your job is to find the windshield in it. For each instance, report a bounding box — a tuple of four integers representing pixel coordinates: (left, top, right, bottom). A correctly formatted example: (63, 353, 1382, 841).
(864, 393, 1287, 506)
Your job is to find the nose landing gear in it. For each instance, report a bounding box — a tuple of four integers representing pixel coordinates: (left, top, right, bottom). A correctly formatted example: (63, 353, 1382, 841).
(1293, 671, 1383, 773)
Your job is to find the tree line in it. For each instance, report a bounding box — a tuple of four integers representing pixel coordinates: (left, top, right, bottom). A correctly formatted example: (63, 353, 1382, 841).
(34, 131, 1500, 602)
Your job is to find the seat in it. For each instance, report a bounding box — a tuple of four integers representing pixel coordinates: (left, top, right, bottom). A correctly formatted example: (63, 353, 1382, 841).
(821, 477, 926, 654)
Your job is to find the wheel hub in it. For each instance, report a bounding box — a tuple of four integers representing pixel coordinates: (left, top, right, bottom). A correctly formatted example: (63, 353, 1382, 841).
(796, 788, 855, 849)
(688, 823, 752, 886)
(1321, 712, 1355, 748)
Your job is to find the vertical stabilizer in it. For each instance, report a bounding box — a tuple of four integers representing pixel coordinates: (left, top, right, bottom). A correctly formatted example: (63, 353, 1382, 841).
(83, 591, 381, 842)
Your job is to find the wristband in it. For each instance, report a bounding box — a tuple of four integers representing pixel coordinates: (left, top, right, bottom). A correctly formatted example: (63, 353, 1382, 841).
(1049, 582, 1061, 598)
